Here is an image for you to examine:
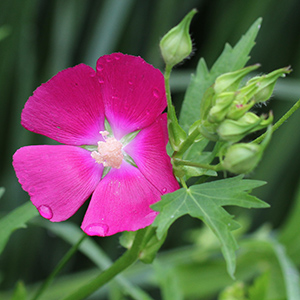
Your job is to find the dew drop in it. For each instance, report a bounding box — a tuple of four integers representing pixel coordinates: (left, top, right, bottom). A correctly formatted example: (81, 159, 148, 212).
(98, 77, 104, 84)
(152, 88, 160, 98)
(96, 64, 104, 72)
(106, 56, 112, 62)
(146, 109, 150, 115)
(28, 186, 36, 195)
(38, 205, 53, 219)
(85, 223, 109, 236)
(128, 80, 133, 86)
(162, 187, 167, 194)
(145, 212, 157, 219)
(114, 53, 121, 60)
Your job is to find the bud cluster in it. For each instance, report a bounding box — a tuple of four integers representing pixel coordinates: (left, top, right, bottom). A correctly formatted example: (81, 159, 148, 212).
(199, 65, 291, 173)
(199, 65, 291, 143)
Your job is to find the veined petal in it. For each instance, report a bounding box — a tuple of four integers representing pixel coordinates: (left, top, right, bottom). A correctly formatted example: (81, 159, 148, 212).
(96, 53, 167, 140)
(22, 64, 105, 145)
(13, 145, 103, 221)
(81, 161, 160, 236)
(124, 114, 179, 195)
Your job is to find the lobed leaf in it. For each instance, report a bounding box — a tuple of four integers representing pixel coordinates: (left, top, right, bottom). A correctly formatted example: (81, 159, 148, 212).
(179, 18, 262, 132)
(152, 176, 267, 278)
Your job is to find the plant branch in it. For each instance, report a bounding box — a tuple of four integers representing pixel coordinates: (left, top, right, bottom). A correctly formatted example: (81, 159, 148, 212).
(61, 228, 148, 300)
(254, 98, 300, 144)
(32, 234, 87, 300)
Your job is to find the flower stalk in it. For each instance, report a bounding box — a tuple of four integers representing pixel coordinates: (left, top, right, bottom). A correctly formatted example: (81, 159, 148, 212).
(253, 98, 300, 144)
(32, 234, 87, 300)
(62, 227, 148, 300)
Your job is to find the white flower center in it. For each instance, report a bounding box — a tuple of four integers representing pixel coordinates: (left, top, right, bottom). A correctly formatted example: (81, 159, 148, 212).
(91, 131, 123, 169)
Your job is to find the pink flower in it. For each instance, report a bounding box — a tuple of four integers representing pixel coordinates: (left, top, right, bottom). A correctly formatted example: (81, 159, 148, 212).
(13, 53, 179, 237)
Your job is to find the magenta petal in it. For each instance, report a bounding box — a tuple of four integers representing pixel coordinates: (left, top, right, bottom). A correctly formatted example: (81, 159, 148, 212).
(124, 114, 179, 195)
(96, 53, 167, 139)
(81, 161, 161, 236)
(22, 64, 105, 145)
(13, 145, 103, 221)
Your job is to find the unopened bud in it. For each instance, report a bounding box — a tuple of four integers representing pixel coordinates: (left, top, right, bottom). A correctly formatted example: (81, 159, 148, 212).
(199, 120, 219, 141)
(214, 64, 260, 94)
(160, 9, 197, 67)
(217, 112, 273, 142)
(226, 100, 255, 120)
(208, 92, 236, 123)
(222, 126, 272, 174)
(222, 143, 262, 174)
(247, 66, 292, 103)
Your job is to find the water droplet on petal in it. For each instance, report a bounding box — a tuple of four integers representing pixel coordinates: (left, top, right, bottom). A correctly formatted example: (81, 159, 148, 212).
(38, 205, 53, 219)
(162, 187, 167, 194)
(97, 64, 104, 72)
(28, 187, 36, 195)
(114, 53, 121, 60)
(85, 223, 109, 236)
(106, 56, 112, 62)
(128, 80, 133, 85)
(145, 212, 157, 219)
(146, 109, 150, 115)
(98, 77, 104, 84)
(152, 88, 160, 98)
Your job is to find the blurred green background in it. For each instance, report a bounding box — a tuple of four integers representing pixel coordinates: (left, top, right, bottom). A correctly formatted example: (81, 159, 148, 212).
(1, 0, 300, 299)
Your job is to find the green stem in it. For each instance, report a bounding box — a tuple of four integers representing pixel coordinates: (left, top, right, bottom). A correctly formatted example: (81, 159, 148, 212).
(61, 228, 148, 300)
(32, 234, 87, 300)
(173, 158, 222, 171)
(254, 98, 300, 144)
(173, 126, 204, 159)
(165, 64, 173, 110)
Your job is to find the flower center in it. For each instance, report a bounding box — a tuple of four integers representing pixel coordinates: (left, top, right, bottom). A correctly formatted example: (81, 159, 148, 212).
(91, 131, 123, 169)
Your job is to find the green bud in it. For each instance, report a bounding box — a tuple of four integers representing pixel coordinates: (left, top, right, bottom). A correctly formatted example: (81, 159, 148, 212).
(247, 66, 291, 103)
(217, 112, 273, 142)
(222, 143, 262, 174)
(214, 64, 260, 94)
(200, 86, 215, 120)
(226, 99, 255, 120)
(208, 92, 236, 123)
(221, 126, 272, 174)
(160, 9, 197, 67)
(199, 120, 219, 141)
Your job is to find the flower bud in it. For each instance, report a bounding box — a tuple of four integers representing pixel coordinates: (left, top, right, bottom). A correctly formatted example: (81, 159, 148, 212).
(247, 66, 291, 103)
(226, 100, 255, 120)
(199, 120, 219, 141)
(160, 9, 197, 67)
(208, 92, 236, 123)
(221, 126, 272, 174)
(222, 143, 262, 174)
(217, 112, 273, 142)
(214, 64, 260, 94)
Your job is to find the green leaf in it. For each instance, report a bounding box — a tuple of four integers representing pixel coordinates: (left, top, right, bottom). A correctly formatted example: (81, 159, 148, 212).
(0, 201, 38, 255)
(248, 272, 270, 300)
(271, 240, 300, 300)
(179, 18, 262, 132)
(152, 176, 267, 278)
(11, 281, 27, 300)
(154, 262, 184, 300)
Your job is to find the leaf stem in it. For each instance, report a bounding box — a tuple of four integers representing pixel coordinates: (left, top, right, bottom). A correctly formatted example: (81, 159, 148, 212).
(32, 234, 87, 300)
(61, 227, 148, 300)
(173, 126, 204, 159)
(173, 158, 222, 171)
(253, 98, 300, 144)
